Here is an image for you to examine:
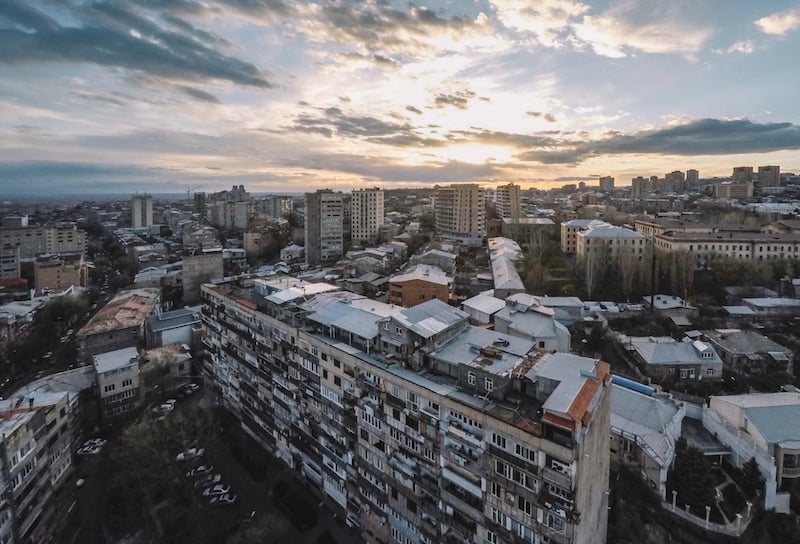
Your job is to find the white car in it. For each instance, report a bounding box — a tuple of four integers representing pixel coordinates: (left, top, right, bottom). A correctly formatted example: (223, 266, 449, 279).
(202, 483, 231, 497)
(210, 493, 237, 506)
(194, 474, 222, 488)
(77, 445, 102, 456)
(83, 438, 107, 449)
(184, 383, 200, 394)
(162, 399, 177, 411)
(176, 447, 205, 462)
(186, 465, 214, 478)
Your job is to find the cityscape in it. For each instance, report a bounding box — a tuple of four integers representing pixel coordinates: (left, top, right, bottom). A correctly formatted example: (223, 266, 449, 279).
(2, 2, 800, 544)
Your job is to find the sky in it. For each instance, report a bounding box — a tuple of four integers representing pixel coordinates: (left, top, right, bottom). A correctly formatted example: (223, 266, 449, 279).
(2, 0, 800, 195)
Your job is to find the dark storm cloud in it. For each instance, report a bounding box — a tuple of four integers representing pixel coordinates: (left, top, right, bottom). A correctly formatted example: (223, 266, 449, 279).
(178, 86, 221, 103)
(0, 0, 273, 88)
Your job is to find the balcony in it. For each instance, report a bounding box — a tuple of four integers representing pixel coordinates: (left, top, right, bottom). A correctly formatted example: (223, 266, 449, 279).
(541, 467, 572, 490)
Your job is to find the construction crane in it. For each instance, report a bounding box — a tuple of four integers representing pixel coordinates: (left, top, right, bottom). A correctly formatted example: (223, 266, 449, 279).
(186, 185, 201, 203)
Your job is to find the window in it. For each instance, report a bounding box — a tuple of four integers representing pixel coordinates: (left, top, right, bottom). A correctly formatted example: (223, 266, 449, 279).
(539, 341, 546, 349)
(395, 327, 402, 335)
(487, 531, 498, 544)
(334, 376, 341, 387)
(706, 368, 715, 376)
(491, 433, 507, 449)
(485, 378, 494, 392)
(468, 372, 476, 385)
(322, 369, 328, 380)
(490, 481, 501, 498)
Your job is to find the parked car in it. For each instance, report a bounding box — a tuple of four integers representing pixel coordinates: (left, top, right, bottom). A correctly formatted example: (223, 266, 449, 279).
(186, 465, 214, 478)
(77, 445, 102, 456)
(83, 438, 107, 448)
(176, 447, 205, 462)
(161, 399, 177, 411)
(184, 383, 200, 394)
(202, 484, 231, 497)
(210, 493, 237, 506)
(194, 474, 222, 488)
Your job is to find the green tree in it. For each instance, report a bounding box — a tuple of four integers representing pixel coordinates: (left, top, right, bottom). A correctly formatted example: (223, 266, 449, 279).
(669, 446, 717, 514)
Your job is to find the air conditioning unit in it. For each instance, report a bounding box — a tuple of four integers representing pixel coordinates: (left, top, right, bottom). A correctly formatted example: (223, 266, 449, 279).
(506, 493, 516, 505)
(551, 459, 569, 474)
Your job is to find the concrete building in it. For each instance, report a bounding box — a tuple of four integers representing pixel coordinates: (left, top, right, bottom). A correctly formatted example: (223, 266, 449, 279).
(33, 252, 89, 291)
(494, 183, 521, 219)
(652, 230, 800, 267)
(610, 379, 685, 500)
(487, 237, 525, 300)
(0, 224, 88, 259)
(732, 166, 754, 184)
(258, 196, 293, 219)
(1, 216, 28, 229)
(686, 169, 699, 187)
(351, 188, 385, 247)
(131, 193, 154, 228)
(140, 344, 193, 401)
(500, 217, 556, 254)
(207, 185, 251, 229)
(305, 190, 344, 266)
(410, 248, 456, 274)
(388, 264, 451, 307)
(631, 176, 648, 200)
(280, 243, 305, 263)
(715, 182, 753, 200)
(199, 277, 612, 544)
(663, 171, 685, 192)
(94, 347, 141, 425)
(704, 392, 800, 512)
(702, 329, 793, 377)
(182, 226, 218, 249)
(599, 176, 615, 192)
(758, 165, 781, 188)
(145, 306, 201, 349)
(460, 292, 506, 325)
(576, 224, 645, 269)
(77, 288, 161, 362)
(182, 248, 224, 304)
(0, 244, 20, 279)
(560, 219, 609, 254)
(435, 184, 485, 246)
(0, 391, 79, 543)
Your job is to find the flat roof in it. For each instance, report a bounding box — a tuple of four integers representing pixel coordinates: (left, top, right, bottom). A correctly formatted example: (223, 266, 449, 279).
(94, 346, 139, 374)
(147, 307, 200, 332)
(78, 288, 160, 336)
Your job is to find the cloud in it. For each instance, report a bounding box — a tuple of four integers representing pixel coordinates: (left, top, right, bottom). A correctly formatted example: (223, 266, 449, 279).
(0, 0, 273, 88)
(405, 105, 423, 115)
(755, 8, 800, 36)
(334, 52, 399, 67)
(714, 40, 756, 55)
(433, 89, 477, 110)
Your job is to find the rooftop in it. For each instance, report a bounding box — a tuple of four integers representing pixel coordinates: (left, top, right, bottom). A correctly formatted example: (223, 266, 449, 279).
(703, 329, 790, 355)
(393, 298, 467, 338)
(78, 288, 160, 336)
(580, 225, 644, 239)
(390, 264, 451, 286)
(628, 336, 722, 366)
(656, 231, 800, 243)
(147, 307, 201, 333)
(461, 293, 506, 316)
(431, 326, 534, 375)
(611, 384, 683, 465)
(93, 346, 140, 374)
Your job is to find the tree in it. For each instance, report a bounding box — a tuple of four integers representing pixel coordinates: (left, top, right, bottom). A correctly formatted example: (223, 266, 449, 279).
(226, 514, 292, 544)
(741, 457, 764, 500)
(668, 445, 716, 514)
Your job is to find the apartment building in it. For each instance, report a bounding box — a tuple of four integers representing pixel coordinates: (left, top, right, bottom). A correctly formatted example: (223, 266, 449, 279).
(630, 177, 648, 200)
(131, 194, 154, 228)
(305, 190, 344, 266)
(94, 347, 141, 425)
(494, 183, 521, 219)
(652, 231, 800, 266)
(33, 252, 89, 291)
(351, 188, 385, 247)
(0, 244, 20, 279)
(686, 169, 699, 187)
(435, 184, 485, 247)
(598, 176, 614, 192)
(560, 220, 608, 255)
(388, 264, 451, 307)
(0, 224, 88, 259)
(758, 165, 780, 188)
(0, 391, 79, 543)
(182, 248, 224, 304)
(199, 277, 612, 544)
(258, 196, 293, 220)
(575, 224, 645, 269)
(715, 182, 753, 200)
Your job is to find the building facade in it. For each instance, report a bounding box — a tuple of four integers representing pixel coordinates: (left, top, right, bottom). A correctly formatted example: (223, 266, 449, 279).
(599, 176, 614, 192)
(131, 194, 154, 228)
(388, 265, 451, 307)
(0, 225, 88, 259)
(758, 165, 780, 188)
(494, 183, 521, 220)
(435, 184, 485, 246)
(199, 278, 612, 544)
(182, 249, 224, 304)
(33, 253, 89, 291)
(305, 190, 344, 266)
(351, 188, 385, 247)
(94, 347, 141, 425)
(0, 244, 20, 279)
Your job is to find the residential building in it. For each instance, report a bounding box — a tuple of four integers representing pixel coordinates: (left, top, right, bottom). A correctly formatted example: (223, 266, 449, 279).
(624, 336, 723, 382)
(131, 193, 154, 228)
(145, 307, 201, 349)
(410, 248, 456, 274)
(0, 244, 20, 279)
(576, 224, 645, 272)
(435, 184, 485, 246)
(686, 169, 699, 187)
(758, 165, 781, 188)
(631, 176, 648, 200)
(599, 176, 615, 192)
(500, 217, 556, 254)
(259, 196, 293, 219)
(199, 278, 612, 544)
(1, 215, 28, 229)
(182, 248, 224, 304)
(493, 293, 571, 352)
(140, 344, 193, 401)
(560, 219, 609, 254)
(0, 224, 88, 258)
(77, 288, 161, 362)
(33, 252, 89, 291)
(715, 182, 753, 199)
(207, 185, 251, 229)
(182, 226, 218, 249)
(652, 230, 800, 266)
(94, 347, 141, 425)
(388, 264, 451, 307)
(705, 392, 800, 512)
(610, 378, 685, 500)
(487, 237, 525, 300)
(0, 391, 78, 543)
(702, 329, 793, 376)
(351, 188, 385, 247)
(664, 171, 685, 192)
(460, 292, 505, 325)
(494, 183, 521, 219)
(732, 166, 754, 183)
(305, 190, 344, 266)
(741, 297, 800, 319)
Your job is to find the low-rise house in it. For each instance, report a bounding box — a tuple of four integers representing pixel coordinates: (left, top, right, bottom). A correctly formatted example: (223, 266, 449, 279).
(610, 377, 685, 499)
(77, 288, 161, 362)
(146, 306, 201, 349)
(280, 243, 305, 263)
(140, 344, 193, 401)
(493, 293, 571, 353)
(625, 336, 723, 382)
(411, 248, 456, 274)
(705, 392, 800, 512)
(741, 297, 800, 319)
(702, 329, 793, 376)
(388, 264, 451, 307)
(487, 237, 525, 299)
(460, 292, 505, 325)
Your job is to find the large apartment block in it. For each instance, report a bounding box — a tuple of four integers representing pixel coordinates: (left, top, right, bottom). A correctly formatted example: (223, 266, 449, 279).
(494, 183, 521, 220)
(352, 188, 385, 247)
(0, 224, 88, 259)
(305, 190, 344, 266)
(131, 193, 154, 229)
(200, 276, 611, 544)
(435, 184, 485, 246)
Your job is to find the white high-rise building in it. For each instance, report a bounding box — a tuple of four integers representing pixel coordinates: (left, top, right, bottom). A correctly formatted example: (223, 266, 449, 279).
(494, 183, 521, 219)
(350, 187, 384, 246)
(435, 184, 485, 246)
(131, 194, 154, 228)
(305, 190, 344, 266)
